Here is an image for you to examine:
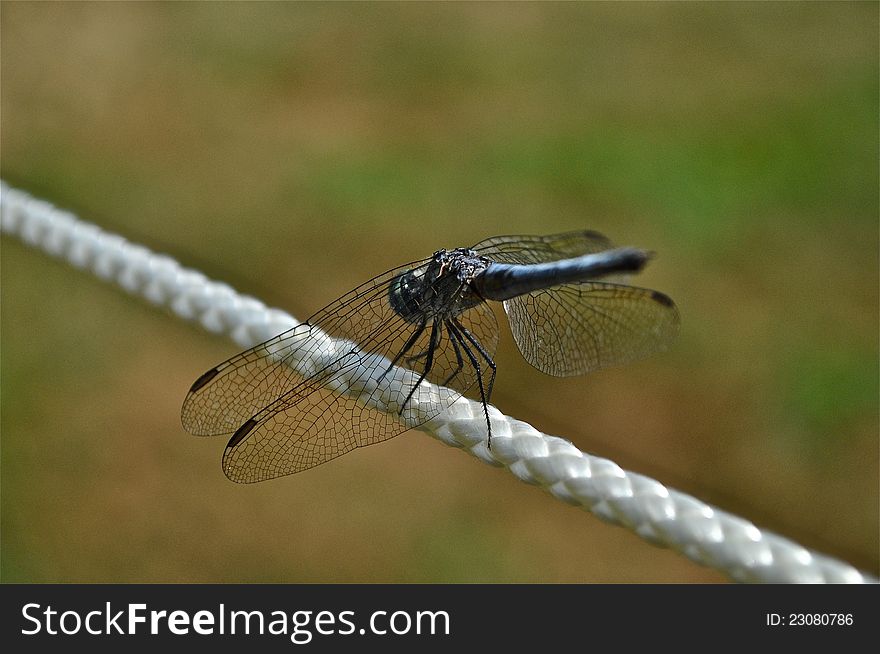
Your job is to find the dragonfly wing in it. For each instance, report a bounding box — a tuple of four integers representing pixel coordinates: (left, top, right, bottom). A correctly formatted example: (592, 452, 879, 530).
(472, 230, 614, 263)
(502, 281, 680, 377)
(181, 321, 316, 437)
(218, 299, 498, 482)
(182, 256, 499, 481)
(220, 367, 410, 482)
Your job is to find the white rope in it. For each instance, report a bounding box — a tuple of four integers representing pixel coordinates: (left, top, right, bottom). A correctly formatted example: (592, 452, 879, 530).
(1, 181, 874, 584)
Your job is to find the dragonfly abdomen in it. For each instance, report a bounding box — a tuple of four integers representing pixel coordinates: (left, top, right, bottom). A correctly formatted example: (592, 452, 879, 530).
(474, 247, 651, 302)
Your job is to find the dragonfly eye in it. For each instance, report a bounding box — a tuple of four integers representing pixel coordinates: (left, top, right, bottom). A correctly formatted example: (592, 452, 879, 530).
(388, 268, 425, 323)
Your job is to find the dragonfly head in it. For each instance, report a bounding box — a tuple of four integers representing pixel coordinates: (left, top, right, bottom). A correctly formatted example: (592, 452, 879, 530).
(389, 248, 490, 323)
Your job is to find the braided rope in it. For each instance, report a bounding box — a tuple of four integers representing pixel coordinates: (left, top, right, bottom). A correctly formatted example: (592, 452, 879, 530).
(1, 181, 874, 583)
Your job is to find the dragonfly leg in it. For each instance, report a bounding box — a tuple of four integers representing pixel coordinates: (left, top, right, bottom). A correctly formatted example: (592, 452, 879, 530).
(448, 319, 495, 447)
(399, 320, 441, 415)
(453, 318, 497, 405)
(439, 320, 465, 387)
(382, 317, 427, 380)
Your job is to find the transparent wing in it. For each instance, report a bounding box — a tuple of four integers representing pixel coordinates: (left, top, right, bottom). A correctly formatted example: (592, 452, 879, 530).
(181, 258, 498, 482)
(501, 281, 680, 377)
(220, 300, 497, 482)
(471, 231, 678, 376)
(181, 259, 428, 438)
(472, 230, 615, 264)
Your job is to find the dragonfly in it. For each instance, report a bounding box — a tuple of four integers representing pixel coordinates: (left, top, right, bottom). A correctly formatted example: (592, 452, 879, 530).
(182, 230, 680, 483)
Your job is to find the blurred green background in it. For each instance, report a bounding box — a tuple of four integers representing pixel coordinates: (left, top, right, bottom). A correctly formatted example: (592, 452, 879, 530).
(2, 2, 877, 583)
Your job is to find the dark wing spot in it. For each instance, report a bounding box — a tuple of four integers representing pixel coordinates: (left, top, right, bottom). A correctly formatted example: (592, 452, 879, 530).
(582, 229, 610, 243)
(227, 418, 259, 449)
(650, 290, 676, 307)
(189, 367, 220, 393)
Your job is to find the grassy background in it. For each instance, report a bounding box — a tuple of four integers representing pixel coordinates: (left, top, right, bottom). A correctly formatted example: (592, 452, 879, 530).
(2, 2, 877, 582)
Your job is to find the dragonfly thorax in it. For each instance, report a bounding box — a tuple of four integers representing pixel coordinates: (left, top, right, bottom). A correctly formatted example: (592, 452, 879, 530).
(388, 248, 490, 323)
